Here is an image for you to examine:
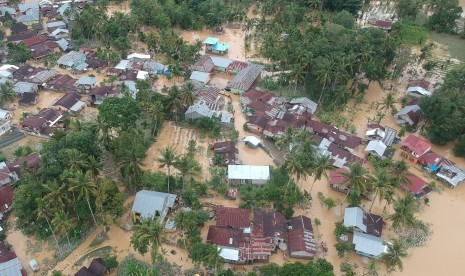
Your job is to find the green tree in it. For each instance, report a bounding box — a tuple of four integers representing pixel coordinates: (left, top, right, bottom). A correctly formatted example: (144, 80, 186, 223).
(309, 155, 333, 195)
(98, 97, 140, 130)
(0, 81, 17, 107)
(36, 200, 60, 255)
(454, 135, 465, 157)
(7, 42, 31, 63)
(378, 93, 397, 115)
(69, 171, 98, 228)
(330, 10, 356, 29)
(174, 154, 201, 189)
(52, 211, 73, 247)
(131, 218, 166, 263)
(368, 168, 395, 212)
(341, 162, 370, 198)
(387, 195, 418, 229)
(179, 82, 196, 107)
(380, 239, 408, 272)
(157, 147, 178, 193)
(427, 0, 463, 33)
(396, 0, 420, 21)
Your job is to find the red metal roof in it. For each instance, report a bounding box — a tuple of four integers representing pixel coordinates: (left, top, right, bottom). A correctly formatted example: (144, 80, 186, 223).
(23, 35, 50, 47)
(252, 211, 287, 239)
(329, 168, 349, 185)
(402, 135, 431, 157)
(409, 78, 430, 90)
(288, 215, 316, 256)
(215, 207, 250, 228)
(404, 174, 429, 195)
(374, 20, 392, 29)
(0, 241, 17, 263)
(206, 225, 245, 247)
(0, 185, 14, 213)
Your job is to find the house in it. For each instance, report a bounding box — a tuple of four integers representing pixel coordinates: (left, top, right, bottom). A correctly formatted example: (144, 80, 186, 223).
(344, 207, 383, 237)
(227, 60, 249, 74)
(184, 101, 216, 120)
(0, 109, 12, 120)
(46, 20, 66, 31)
(189, 71, 210, 84)
(210, 56, 233, 72)
(75, 76, 98, 93)
(314, 135, 365, 169)
(0, 162, 16, 186)
(16, 4, 40, 27)
(21, 108, 62, 136)
(57, 51, 87, 70)
(132, 190, 176, 223)
(212, 141, 239, 165)
(30, 41, 60, 60)
(0, 185, 14, 220)
(13, 81, 38, 95)
(206, 225, 251, 264)
(75, 258, 107, 276)
(246, 112, 269, 133)
(401, 135, 431, 162)
(227, 63, 263, 94)
(23, 35, 51, 47)
(307, 120, 362, 153)
(52, 92, 84, 114)
(409, 78, 430, 90)
(436, 165, 465, 188)
(220, 111, 234, 128)
(352, 231, 388, 259)
(45, 74, 77, 91)
(121, 81, 138, 99)
(0, 241, 26, 275)
(407, 86, 431, 98)
(289, 97, 318, 115)
(243, 136, 261, 148)
(288, 215, 317, 259)
(51, 28, 69, 39)
(136, 71, 149, 80)
(87, 86, 120, 106)
(215, 207, 250, 230)
(372, 20, 392, 31)
(394, 104, 421, 127)
(0, 7, 16, 18)
(127, 53, 150, 60)
(365, 140, 388, 159)
(240, 89, 263, 107)
(192, 55, 215, 73)
(10, 23, 28, 35)
(57, 38, 73, 52)
(253, 211, 287, 245)
(7, 152, 40, 179)
(29, 69, 59, 84)
(403, 174, 432, 199)
(0, 65, 18, 79)
(329, 168, 349, 193)
(6, 31, 36, 43)
(228, 165, 270, 185)
(365, 124, 397, 146)
(0, 119, 11, 136)
(204, 37, 230, 55)
(86, 58, 108, 69)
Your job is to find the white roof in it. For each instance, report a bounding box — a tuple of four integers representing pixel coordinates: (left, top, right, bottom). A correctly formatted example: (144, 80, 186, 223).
(407, 86, 432, 96)
(217, 246, 239, 261)
(242, 136, 261, 146)
(366, 128, 385, 139)
(127, 53, 150, 60)
(51, 28, 69, 36)
(69, 101, 84, 112)
(0, 65, 18, 71)
(353, 231, 388, 258)
(190, 71, 210, 83)
(136, 70, 149, 80)
(0, 109, 11, 118)
(344, 207, 366, 232)
(228, 165, 270, 181)
(210, 56, 233, 68)
(436, 165, 465, 187)
(115, 60, 129, 70)
(365, 140, 387, 157)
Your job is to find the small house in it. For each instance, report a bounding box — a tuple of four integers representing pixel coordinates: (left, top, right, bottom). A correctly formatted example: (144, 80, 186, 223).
(21, 108, 62, 136)
(329, 168, 349, 193)
(253, 211, 287, 244)
(352, 231, 388, 259)
(227, 63, 263, 94)
(10, 23, 28, 35)
(7, 152, 40, 180)
(409, 78, 430, 90)
(131, 190, 177, 223)
(210, 56, 233, 72)
(46, 20, 66, 31)
(206, 225, 250, 264)
(246, 112, 269, 133)
(394, 105, 421, 127)
(228, 165, 270, 185)
(192, 55, 215, 73)
(365, 140, 388, 159)
(0, 109, 12, 120)
(372, 20, 392, 31)
(87, 86, 120, 106)
(189, 71, 210, 84)
(403, 174, 432, 199)
(365, 124, 397, 146)
(45, 74, 77, 91)
(0, 241, 26, 274)
(401, 135, 431, 162)
(344, 207, 383, 237)
(127, 53, 150, 60)
(212, 141, 239, 165)
(407, 86, 431, 98)
(13, 81, 38, 95)
(289, 97, 318, 115)
(57, 51, 87, 70)
(242, 136, 261, 148)
(184, 101, 216, 120)
(436, 165, 465, 188)
(75, 258, 107, 276)
(288, 215, 317, 259)
(0, 119, 11, 137)
(75, 76, 98, 93)
(52, 92, 84, 115)
(0, 162, 15, 186)
(51, 28, 69, 39)
(17, 4, 40, 27)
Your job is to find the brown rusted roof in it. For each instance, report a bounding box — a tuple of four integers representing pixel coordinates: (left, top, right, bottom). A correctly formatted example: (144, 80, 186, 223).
(215, 207, 250, 228)
(253, 211, 287, 240)
(0, 241, 17, 263)
(53, 92, 82, 109)
(0, 186, 14, 214)
(288, 215, 316, 256)
(206, 225, 245, 247)
(248, 112, 269, 129)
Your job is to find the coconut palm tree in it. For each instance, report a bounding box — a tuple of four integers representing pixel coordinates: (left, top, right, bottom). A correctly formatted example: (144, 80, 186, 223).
(86, 155, 102, 181)
(42, 181, 69, 211)
(69, 171, 98, 228)
(174, 154, 201, 190)
(0, 81, 17, 107)
(390, 160, 411, 189)
(131, 218, 166, 264)
(120, 142, 146, 191)
(309, 155, 333, 194)
(341, 162, 370, 199)
(52, 210, 73, 247)
(285, 153, 308, 192)
(387, 194, 418, 229)
(179, 82, 196, 107)
(36, 200, 61, 255)
(206, 245, 224, 276)
(275, 127, 295, 154)
(157, 147, 178, 193)
(316, 58, 334, 103)
(368, 168, 395, 212)
(380, 239, 408, 272)
(378, 92, 397, 115)
(64, 149, 88, 172)
(148, 100, 165, 137)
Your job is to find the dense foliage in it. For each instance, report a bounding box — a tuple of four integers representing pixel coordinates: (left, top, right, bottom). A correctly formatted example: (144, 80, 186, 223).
(256, 259, 334, 276)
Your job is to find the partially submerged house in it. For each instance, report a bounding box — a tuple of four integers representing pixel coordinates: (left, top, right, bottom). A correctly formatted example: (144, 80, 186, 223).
(87, 86, 120, 106)
(394, 104, 421, 127)
(13, 81, 38, 95)
(407, 86, 431, 98)
(228, 165, 270, 185)
(352, 231, 388, 259)
(289, 97, 318, 115)
(17, 3, 40, 27)
(44, 74, 77, 91)
(365, 140, 388, 159)
(365, 124, 397, 146)
(6, 152, 40, 179)
(401, 135, 431, 163)
(132, 190, 177, 223)
(185, 100, 216, 120)
(204, 37, 230, 55)
(75, 76, 98, 94)
(253, 211, 287, 245)
(227, 63, 263, 94)
(189, 71, 210, 84)
(242, 136, 261, 148)
(344, 207, 383, 237)
(329, 168, 349, 193)
(212, 141, 239, 165)
(307, 120, 362, 153)
(288, 215, 317, 259)
(57, 51, 87, 70)
(52, 92, 84, 115)
(403, 174, 432, 199)
(21, 108, 62, 136)
(0, 241, 26, 275)
(215, 207, 250, 230)
(436, 165, 465, 188)
(206, 225, 250, 264)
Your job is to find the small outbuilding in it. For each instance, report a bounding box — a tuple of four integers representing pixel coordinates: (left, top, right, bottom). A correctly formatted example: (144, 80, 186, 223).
(228, 165, 270, 185)
(132, 190, 177, 223)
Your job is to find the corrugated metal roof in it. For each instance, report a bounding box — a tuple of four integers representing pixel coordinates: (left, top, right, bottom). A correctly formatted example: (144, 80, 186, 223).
(353, 231, 387, 258)
(189, 71, 209, 83)
(227, 165, 270, 181)
(131, 190, 176, 220)
(0, 257, 24, 276)
(344, 207, 366, 232)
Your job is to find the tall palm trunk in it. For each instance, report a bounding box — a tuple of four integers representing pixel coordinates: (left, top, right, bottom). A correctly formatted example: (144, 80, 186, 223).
(309, 179, 317, 195)
(86, 198, 98, 228)
(167, 166, 171, 193)
(46, 218, 61, 256)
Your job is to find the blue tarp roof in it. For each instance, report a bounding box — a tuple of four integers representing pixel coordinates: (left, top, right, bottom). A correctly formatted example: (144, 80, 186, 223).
(212, 43, 230, 51)
(204, 37, 219, 45)
(429, 164, 439, 171)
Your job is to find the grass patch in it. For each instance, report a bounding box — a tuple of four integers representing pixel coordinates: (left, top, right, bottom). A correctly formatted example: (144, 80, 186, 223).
(430, 32, 465, 62)
(392, 22, 428, 45)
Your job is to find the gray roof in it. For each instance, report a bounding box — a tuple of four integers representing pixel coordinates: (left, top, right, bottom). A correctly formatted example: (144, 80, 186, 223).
(74, 62, 89, 71)
(210, 56, 233, 68)
(76, 76, 97, 86)
(115, 60, 129, 70)
(290, 97, 318, 114)
(228, 63, 263, 91)
(13, 82, 37, 94)
(185, 101, 215, 118)
(132, 190, 176, 220)
(0, 7, 16, 16)
(353, 231, 387, 259)
(395, 105, 420, 116)
(0, 257, 24, 276)
(30, 69, 59, 83)
(18, 3, 39, 12)
(46, 21, 66, 28)
(344, 207, 366, 232)
(365, 140, 387, 157)
(51, 28, 69, 37)
(57, 38, 70, 51)
(17, 9, 40, 22)
(190, 71, 210, 83)
(57, 51, 86, 67)
(57, 3, 70, 16)
(436, 165, 465, 187)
